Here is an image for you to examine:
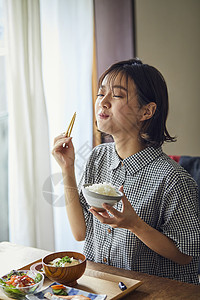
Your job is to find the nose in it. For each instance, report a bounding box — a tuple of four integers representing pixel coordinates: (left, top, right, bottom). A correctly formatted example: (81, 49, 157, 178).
(99, 95, 111, 109)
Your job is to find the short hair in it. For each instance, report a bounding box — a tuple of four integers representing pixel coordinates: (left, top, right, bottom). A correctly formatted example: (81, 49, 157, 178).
(98, 58, 176, 147)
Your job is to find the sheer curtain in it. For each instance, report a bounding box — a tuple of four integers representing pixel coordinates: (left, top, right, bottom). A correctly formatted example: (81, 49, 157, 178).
(40, 0, 93, 251)
(6, 0, 54, 250)
(6, 0, 93, 252)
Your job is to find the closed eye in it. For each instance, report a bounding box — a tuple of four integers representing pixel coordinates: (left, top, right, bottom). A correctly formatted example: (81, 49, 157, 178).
(113, 94, 123, 98)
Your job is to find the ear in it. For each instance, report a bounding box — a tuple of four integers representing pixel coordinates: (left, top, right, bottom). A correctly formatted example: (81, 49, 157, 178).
(140, 102, 157, 121)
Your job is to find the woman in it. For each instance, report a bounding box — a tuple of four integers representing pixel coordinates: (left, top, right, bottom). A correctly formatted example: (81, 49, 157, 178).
(52, 59, 200, 284)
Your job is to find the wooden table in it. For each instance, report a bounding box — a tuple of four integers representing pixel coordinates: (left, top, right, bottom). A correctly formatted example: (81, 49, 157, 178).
(0, 242, 199, 299)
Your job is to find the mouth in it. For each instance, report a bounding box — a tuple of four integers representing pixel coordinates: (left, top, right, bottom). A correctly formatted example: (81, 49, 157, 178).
(98, 112, 109, 119)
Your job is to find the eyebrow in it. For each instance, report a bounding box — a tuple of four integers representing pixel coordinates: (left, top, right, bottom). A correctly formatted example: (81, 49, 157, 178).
(100, 85, 128, 92)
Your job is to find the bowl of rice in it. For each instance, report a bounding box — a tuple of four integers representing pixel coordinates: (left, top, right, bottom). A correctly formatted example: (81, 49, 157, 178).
(82, 182, 123, 212)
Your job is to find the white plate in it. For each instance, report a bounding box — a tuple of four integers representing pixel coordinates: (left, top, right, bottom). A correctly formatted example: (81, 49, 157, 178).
(26, 281, 107, 300)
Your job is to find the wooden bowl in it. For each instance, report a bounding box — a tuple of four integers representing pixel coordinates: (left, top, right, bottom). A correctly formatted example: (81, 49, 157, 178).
(42, 251, 86, 286)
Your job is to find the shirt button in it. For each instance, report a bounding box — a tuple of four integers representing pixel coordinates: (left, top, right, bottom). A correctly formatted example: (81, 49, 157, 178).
(103, 257, 107, 263)
(107, 228, 111, 234)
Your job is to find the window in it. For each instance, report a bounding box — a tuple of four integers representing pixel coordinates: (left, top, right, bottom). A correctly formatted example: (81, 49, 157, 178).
(0, 0, 9, 241)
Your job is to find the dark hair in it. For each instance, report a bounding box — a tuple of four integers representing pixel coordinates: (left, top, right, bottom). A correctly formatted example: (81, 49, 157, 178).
(98, 58, 176, 147)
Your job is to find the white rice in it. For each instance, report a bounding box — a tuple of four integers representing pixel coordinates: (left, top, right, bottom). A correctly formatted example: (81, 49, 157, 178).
(86, 182, 119, 196)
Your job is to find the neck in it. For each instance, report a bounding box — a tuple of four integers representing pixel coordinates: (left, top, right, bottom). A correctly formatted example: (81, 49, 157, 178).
(113, 135, 146, 159)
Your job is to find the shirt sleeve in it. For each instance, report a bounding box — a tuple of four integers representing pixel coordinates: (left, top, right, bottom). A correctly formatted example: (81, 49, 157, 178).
(160, 176, 200, 257)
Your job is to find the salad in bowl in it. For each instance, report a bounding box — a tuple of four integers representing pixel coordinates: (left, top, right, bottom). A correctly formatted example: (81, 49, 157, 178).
(0, 269, 44, 299)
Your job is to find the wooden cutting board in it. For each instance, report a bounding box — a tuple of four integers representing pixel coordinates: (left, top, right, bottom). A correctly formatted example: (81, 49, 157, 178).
(17, 259, 142, 300)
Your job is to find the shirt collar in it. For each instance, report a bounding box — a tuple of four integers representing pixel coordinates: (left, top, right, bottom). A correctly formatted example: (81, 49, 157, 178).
(109, 143, 122, 170)
(109, 144, 163, 174)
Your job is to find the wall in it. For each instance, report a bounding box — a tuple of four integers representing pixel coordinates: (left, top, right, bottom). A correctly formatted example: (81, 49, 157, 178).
(135, 0, 200, 156)
(94, 0, 134, 80)
(94, 0, 135, 144)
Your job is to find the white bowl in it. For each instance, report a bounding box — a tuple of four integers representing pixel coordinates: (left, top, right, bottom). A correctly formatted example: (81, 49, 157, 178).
(82, 183, 123, 212)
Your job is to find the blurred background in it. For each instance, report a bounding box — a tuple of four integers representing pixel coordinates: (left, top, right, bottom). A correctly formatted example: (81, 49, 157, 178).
(0, 0, 199, 252)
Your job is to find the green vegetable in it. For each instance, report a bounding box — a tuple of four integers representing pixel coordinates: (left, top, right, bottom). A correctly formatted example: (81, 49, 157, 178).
(53, 289, 68, 296)
(0, 278, 6, 286)
(0, 283, 26, 299)
(34, 273, 42, 283)
(55, 256, 72, 266)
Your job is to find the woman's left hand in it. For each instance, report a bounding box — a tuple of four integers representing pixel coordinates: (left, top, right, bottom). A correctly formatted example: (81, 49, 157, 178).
(89, 187, 193, 265)
(89, 186, 141, 231)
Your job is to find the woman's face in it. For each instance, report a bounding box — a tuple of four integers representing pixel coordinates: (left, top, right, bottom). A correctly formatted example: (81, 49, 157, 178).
(95, 72, 144, 139)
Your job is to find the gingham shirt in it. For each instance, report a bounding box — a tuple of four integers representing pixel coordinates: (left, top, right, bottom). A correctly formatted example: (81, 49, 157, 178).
(78, 143, 200, 284)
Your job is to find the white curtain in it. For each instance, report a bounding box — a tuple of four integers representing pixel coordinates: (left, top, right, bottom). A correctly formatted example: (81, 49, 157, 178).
(6, 0, 93, 252)
(6, 0, 55, 250)
(40, 0, 93, 251)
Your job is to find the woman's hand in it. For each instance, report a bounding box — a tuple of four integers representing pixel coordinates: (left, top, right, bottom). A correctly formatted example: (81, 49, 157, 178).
(90, 187, 193, 265)
(89, 186, 141, 231)
(52, 133, 75, 171)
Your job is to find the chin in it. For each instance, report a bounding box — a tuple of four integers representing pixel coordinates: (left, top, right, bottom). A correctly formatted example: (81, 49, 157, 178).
(97, 119, 122, 136)
(97, 124, 113, 136)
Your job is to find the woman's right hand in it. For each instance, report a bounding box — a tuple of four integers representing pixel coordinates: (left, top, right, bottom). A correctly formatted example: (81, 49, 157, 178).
(52, 133, 75, 171)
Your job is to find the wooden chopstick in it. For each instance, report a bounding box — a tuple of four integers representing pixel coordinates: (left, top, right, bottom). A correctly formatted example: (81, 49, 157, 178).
(65, 112, 76, 137)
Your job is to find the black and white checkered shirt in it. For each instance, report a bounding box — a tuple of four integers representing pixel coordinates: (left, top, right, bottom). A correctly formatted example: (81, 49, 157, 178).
(78, 143, 200, 284)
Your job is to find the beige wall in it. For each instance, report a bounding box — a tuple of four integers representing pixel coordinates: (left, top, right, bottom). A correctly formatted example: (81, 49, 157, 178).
(135, 0, 200, 156)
